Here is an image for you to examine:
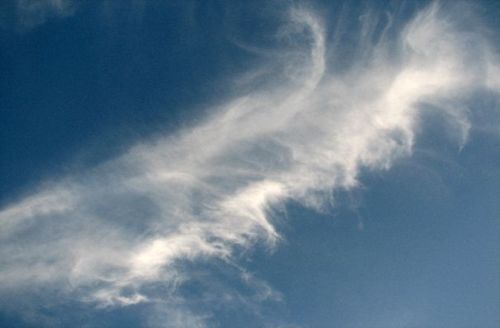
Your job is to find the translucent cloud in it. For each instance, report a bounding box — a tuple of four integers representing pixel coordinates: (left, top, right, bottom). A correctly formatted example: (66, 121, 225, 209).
(1, 1, 499, 326)
(15, 0, 75, 29)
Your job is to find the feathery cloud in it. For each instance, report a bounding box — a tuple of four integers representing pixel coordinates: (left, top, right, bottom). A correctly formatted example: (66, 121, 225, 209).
(1, 1, 499, 326)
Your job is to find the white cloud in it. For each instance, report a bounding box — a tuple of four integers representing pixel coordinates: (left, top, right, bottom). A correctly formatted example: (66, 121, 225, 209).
(1, 1, 499, 326)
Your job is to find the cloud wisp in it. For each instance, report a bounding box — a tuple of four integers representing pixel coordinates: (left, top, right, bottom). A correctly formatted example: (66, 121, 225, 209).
(1, 1, 499, 325)
(14, 0, 75, 29)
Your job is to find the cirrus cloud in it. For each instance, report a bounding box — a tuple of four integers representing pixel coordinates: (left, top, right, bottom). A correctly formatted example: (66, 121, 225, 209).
(1, 1, 499, 326)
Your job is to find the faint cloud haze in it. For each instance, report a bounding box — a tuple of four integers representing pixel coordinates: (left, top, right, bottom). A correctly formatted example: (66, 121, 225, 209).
(15, 0, 75, 29)
(1, 1, 499, 326)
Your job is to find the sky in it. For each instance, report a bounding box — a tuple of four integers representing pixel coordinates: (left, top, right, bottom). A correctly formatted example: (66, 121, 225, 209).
(1, 0, 500, 327)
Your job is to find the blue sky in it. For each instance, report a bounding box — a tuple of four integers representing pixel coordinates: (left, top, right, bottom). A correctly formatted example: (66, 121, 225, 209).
(1, 1, 499, 327)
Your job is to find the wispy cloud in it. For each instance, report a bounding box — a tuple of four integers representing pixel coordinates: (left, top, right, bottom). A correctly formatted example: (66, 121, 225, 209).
(14, 0, 75, 29)
(1, 1, 499, 326)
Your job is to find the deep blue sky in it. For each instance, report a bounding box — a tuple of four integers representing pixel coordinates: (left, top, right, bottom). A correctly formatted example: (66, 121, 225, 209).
(1, 1, 499, 327)
(1, 1, 258, 200)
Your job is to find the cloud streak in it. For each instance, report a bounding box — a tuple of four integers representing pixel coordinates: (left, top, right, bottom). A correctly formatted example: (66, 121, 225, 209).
(1, 1, 499, 326)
